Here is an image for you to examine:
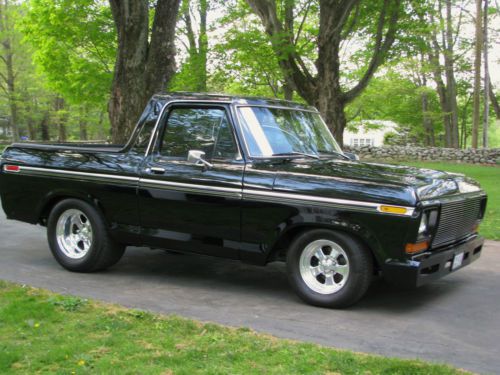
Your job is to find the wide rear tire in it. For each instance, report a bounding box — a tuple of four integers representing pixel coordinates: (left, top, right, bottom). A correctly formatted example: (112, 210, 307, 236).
(47, 199, 125, 272)
(287, 229, 373, 308)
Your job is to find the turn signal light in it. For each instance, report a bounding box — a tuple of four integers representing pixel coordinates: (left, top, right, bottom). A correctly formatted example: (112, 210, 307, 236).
(379, 205, 408, 215)
(405, 241, 429, 254)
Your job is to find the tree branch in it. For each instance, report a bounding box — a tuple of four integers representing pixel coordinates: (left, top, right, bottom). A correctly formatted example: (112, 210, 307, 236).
(245, 0, 316, 102)
(343, 0, 401, 103)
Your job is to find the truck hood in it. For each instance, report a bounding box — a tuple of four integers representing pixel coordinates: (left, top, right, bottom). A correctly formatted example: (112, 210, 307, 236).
(252, 158, 482, 206)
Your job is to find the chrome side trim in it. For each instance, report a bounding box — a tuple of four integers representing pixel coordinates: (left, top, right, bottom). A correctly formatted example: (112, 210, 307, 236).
(140, 178, 242, 199)
(4, 165, 415, 216)
(10, 166, 139, 183)
(243, 189, 415, 216)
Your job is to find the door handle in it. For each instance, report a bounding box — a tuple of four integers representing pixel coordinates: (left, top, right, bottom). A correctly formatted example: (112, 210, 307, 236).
(149, 167, 166, 174)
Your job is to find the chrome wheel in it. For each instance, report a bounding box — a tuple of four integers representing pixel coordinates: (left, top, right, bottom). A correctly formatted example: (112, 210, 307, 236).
(299, 239, 350, 294)
(56, 209, 93, 259)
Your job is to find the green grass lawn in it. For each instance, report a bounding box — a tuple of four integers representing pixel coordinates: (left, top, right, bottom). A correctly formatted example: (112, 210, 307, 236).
(0, 281, 465, 374)
(397, 161, 499, 240)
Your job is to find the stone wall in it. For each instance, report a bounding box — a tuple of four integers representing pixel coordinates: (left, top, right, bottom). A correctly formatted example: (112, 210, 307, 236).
(344, 145, 500, 165)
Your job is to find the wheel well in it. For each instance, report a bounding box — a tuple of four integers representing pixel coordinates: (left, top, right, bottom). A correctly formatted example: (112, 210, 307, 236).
(38, 195, 102, 226)
(268, 224, 380, 272)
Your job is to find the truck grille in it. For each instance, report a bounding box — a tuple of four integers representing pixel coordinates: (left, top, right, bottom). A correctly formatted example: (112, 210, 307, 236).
(432, 196, 484, 247)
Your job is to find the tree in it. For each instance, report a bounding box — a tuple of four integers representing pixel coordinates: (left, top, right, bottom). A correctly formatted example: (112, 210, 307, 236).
(108, 0, 181, 143)
(23, 0, 117, 141)
(472, 0, 482, 149)
(349, 72, 443, 146)
(173, 0, 209, 92)
(0, 0, 20, 140)
(482, 0, 489, 147)
(245, 0, 402, 146)
(208, 2, 293, 99)
(419, 0, 464, 149)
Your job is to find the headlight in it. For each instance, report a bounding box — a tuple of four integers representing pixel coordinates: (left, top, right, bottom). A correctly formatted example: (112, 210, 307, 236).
(418, 214, 428, 236)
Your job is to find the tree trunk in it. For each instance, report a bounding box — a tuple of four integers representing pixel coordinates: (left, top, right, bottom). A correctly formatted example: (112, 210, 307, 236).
(79, 105, 88, 141)
(182, 0, 208, 92)
(97, 110, 106, 140)
(315, 15, 346, 146)
(55, 97, 67, 142)
(27, 119, 36, 140)
(40, 112, 50, 141)
(428, 49, 451, 147)
(421, 90, 435, 147)
(482, 0, 489, 148)
(489, 80, 500, 120)
(1, 0, 20, 141)
(108, 0, 180, 144)
(317, 95, 347, 147)
(472, 0, 483, 149)
(444, 0, 459, 148)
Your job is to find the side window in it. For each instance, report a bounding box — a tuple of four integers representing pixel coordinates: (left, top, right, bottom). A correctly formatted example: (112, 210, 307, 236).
(160, 107, 238, 160)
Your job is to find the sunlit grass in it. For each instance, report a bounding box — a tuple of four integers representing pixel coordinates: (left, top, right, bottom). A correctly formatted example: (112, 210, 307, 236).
(0, 281, 465, 374)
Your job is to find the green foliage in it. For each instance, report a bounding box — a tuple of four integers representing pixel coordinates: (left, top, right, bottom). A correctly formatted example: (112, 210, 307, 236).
(348, 72, 444, 145)
(0, 281, 465, 374)
(21, 0, 115, 106)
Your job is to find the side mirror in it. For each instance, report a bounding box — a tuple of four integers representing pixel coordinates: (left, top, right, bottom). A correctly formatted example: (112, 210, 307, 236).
(343, 152, 359, 161)
(187, 150, 213, 168)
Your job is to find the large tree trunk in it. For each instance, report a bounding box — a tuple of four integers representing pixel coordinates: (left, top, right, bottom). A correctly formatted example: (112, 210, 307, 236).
(108, 0, 180, 144)
(315, 14, 346, 146)
(472, 0, 483, 149)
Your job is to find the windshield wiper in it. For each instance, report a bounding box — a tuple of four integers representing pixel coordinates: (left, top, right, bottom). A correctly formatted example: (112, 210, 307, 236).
(318, 150, 350, 160)
(272, 152, 320, 160)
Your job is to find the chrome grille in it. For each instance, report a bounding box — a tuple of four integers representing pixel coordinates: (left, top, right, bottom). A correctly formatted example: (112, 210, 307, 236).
(432, 196, 483, 247)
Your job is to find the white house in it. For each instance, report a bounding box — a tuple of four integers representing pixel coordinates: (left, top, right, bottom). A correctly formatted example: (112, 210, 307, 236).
(344, 120, 398, 147)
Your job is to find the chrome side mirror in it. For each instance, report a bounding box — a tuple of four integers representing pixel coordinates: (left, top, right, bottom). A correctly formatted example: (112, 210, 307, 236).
(187, 150, 213, 168)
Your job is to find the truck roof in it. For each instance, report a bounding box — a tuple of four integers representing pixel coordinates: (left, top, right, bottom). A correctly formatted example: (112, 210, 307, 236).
(152, 92, 317, 112)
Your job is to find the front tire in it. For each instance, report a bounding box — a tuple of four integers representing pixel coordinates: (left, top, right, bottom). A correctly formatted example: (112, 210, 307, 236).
(287, 229, 373, 308)
(47, 199, 125, 272)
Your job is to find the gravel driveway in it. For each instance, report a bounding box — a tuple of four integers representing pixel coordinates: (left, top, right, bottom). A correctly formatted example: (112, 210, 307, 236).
(0, 213, 498, 374)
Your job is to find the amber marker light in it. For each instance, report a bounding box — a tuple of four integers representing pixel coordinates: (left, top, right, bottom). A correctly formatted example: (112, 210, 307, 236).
(405, 241, 429, 254)
(379, 205, 408, 215)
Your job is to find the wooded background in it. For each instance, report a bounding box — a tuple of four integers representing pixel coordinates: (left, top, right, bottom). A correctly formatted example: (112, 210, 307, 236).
(0, 0, 498, 148)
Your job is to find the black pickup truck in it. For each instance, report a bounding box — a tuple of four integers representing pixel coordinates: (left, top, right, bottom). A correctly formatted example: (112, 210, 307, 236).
(0, 93, 487, 307)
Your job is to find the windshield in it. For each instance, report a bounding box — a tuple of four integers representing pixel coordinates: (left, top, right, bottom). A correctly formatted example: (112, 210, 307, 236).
(237, 106, 343, 158)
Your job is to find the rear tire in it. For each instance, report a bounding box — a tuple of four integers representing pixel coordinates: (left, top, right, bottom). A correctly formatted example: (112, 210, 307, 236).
(47, 199, 125, 272)
(286, 229, 373, 308)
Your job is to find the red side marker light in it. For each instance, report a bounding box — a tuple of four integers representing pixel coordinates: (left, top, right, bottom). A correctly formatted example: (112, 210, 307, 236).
(4, 165, 20, 172)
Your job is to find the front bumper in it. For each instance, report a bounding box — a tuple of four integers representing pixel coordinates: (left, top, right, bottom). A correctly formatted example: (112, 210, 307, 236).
(383, 235, 484, 288)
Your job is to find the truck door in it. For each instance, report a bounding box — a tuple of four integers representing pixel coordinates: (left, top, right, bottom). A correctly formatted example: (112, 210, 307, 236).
(138, 103, 244, 258)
